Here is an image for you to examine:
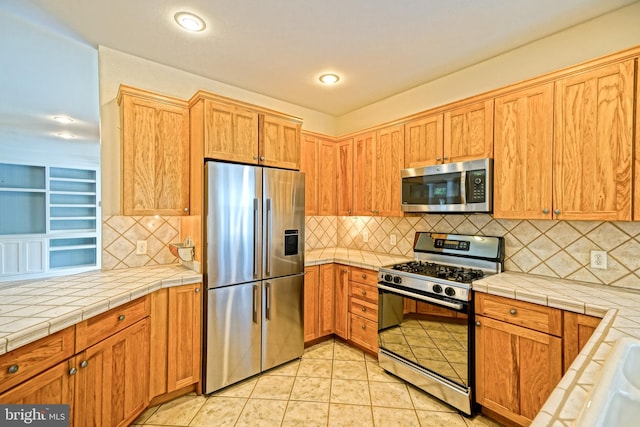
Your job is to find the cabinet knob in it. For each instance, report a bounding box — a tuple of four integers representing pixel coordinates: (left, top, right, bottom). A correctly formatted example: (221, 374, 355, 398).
(436, 157, 441, 161)
(443, 156, 449, 161)
(361, 290, 366, 296)
(253, 155, 258, 160)
(348, 210, 351, 215)
(260, 156, 265, 161)
(118, 314, 125, 321)
(361, 307, 367, 312)
(361, 274, 367, 279)
(361, 324, 366, 330)
(80, 360, 88, 368)
(543, 208, 549, 214)
(509, 308, 517, 316)
(7, 364, 19, 374)
(343, 269, 348, 273)
(195, 287, 201, 293)
(554, 209, 561, 215)
(69, 367, 78, 376)
(183, 207, 189, 212)
(476, 321, 481, 327)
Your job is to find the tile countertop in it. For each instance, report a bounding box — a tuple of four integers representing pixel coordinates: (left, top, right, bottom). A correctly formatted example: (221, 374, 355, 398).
(473, 271, 640, 426)
(305, 247, 413, 270)
(0, 265, 202, 356)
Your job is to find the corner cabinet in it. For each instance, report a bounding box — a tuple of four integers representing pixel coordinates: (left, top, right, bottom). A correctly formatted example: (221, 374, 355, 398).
(304, 265, 335, 343)
(190, 91, 302, 170)
(300, 133, 337, 216)
(118, 85, 190, 216)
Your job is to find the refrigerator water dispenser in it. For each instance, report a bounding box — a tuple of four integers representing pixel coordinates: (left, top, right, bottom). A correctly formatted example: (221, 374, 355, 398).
(284, 230, 299, 256)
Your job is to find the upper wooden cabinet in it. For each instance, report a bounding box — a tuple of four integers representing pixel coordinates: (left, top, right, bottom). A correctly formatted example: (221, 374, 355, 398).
(118, 86, 190, 216)
(352, 126, 404, 217)
(336, 138, 354, 216)
(404, 113, 444, 168)
(300, 133, 337, 216)
(494, 83, 554, 219)
(443, 99, 494, 163)
(300, 133, 318, 215)
(554, 60, 634, 221)
(190, 91, 302, 170)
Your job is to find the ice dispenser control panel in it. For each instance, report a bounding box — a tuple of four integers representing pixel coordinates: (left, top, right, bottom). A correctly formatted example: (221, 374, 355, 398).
(284, 230, 299, 256)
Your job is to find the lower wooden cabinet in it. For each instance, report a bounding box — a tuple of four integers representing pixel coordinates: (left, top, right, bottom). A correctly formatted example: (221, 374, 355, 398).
(563, 311, 601, 373)
(304, 265, 336, 343)
(334, 264, 350, 340)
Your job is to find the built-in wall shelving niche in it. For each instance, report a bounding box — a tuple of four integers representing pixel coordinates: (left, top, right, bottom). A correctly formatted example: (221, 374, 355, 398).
(0, 162, 101, 280)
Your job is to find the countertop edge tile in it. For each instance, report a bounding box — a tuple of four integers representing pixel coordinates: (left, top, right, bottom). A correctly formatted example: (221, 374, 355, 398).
(6, 322, 51, 352)
(0, 337, 6, 356)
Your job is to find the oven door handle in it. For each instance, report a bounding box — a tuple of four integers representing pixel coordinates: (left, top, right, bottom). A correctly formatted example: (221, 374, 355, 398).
(378, 284, 464, 311)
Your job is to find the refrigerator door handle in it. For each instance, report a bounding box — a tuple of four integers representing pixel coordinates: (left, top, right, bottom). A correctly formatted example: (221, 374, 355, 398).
(265, 282, 271, 320)
(252, 284, 258, 323)
(253, 198, 259, 278)
(266, 198, 272, 276)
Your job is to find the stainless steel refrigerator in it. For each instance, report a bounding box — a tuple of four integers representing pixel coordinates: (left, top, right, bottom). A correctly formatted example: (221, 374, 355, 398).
(203, 161, 305, 394)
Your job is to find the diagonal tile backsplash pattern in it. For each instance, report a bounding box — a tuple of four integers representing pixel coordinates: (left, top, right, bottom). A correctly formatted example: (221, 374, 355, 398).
(305, 215, 640, 290)
(102, 216, 181, 270)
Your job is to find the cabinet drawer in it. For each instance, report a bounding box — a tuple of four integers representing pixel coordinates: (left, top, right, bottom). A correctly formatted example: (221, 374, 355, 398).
(349, 282, 377, 304)
(76, 296, 150, 351)
(0, 327, 75, 394)
(350, 297, 378, 322)
(349, 313, 378, 353)
(349, 266, 378, 286)
(475, 293, 562, 336)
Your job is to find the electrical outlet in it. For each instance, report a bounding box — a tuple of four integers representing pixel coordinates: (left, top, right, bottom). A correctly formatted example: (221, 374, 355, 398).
(390, 234, 397, 245)
(590, 250, 607, 269)
(136, 240, 147, 255)
(363, 231, 369, 243)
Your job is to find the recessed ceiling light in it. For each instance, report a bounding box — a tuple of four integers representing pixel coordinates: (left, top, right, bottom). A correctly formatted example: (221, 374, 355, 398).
(319, 73, 340, 85)
(174, 12, 206, 32)
(53, 115, 74, 124)
(56, 132, 75, 139)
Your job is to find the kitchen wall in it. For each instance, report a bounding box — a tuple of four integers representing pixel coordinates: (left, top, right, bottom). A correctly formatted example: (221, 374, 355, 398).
(305, 215, 640, 291)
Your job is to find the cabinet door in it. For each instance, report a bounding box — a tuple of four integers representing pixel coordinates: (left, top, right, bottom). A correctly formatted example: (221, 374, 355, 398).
(475, 315, 562, 426)
(319, 263, 335, 337)
(336, 138, 353, 216)
(75, 318, 150, 427)
(300, 133, 318, 215)
(167, 284, 202, 392)
(443, 99, 494, 163)
(304, 265, 320, 342)
(374, 125, 404, 217)
(494, 84, 554, 219)
(554, 60, 634, 221)
(563, 312, 601, 373)
(121, 95, 190, 216)
(260, 114, 301, 170)
(318, 138, 338, 215)
(352, 132, 376, 216)
(203, 100, 259, 165)
(404, 114, 444, 167)
(334, 265, 350, 339)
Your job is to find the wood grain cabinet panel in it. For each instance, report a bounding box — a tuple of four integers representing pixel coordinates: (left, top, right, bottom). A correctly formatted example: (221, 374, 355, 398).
(374, 125, 404, 217)
(443, 99, 494, 163)
(554, 59, 634, 221)
(300, 133, 318, 215)
(118, 86, 190, 216)
(352, 132, 376, 216)
(319, 264, 336, 337)
(404, 114, 444, 167)
(303, 265, 319, 342)
(336, 138, 354, 216)
(260, 113, 301, 170)
(202, 101, 259, 165)
(318, 139, 338, 215)
(563, 312, 601, 373)
(334, 265, 350, 340)
(494, 83, 554, 219)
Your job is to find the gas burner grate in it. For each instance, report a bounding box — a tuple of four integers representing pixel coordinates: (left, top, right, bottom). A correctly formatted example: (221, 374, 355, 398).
(391, 261, 484, 284)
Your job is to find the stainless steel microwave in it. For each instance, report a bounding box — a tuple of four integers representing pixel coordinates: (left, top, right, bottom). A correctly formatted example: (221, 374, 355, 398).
(401, 158, 492, 213)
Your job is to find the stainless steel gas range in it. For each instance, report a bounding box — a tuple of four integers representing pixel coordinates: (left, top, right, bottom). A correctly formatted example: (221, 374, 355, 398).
(377, 232, 504, 415)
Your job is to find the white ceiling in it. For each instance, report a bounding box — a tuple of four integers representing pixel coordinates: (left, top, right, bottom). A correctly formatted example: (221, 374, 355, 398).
(21, 0, 639, 116)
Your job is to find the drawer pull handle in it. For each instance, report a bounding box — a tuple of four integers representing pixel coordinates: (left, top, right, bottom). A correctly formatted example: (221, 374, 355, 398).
(361, 290, 366, 296)
(7, 364, 19, 374)
(361, 324, 366, 330)
(361, 274, 367, 279)
(118, 314, 126, 321)
(361, 307, 367, 312)
(509, 309, 517, 316)
(80, 360, 88, 368)
(69, 367, 78, 376)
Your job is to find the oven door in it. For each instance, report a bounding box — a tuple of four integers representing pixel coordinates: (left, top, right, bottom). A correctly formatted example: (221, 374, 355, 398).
(378, 284, 474, 415)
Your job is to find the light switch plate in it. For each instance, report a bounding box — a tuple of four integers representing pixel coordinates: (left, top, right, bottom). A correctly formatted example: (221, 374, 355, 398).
(590, 250, 607, 269)
(363, 231, 369, 243)
(390, 234, 397, 245)
(136, 240, 147, 255)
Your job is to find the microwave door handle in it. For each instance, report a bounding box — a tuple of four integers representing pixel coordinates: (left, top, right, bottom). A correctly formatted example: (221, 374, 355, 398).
(460, 171, 467, 204)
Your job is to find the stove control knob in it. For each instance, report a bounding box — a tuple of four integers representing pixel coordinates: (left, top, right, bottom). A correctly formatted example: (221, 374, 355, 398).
(433, 284, 443, 293)
(384, 274, 392, 282)
(393, 276, 402, 284)
(444, 287, 456, 297)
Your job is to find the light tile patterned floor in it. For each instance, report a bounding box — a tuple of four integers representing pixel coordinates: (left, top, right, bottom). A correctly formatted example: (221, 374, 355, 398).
(132, 339, 503, 427)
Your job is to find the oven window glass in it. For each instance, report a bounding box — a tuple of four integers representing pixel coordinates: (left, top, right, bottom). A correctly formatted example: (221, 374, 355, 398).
(402, 172, 462, 206)
(379, 293, 469, 387)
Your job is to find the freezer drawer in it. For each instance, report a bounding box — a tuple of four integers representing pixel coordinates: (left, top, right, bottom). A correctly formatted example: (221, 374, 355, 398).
(262, 274, 304, 371)
(205, 282, 261, 393)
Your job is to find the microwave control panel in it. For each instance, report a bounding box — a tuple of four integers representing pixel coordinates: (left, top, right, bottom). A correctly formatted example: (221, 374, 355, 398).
(467, 170, 486, 203)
